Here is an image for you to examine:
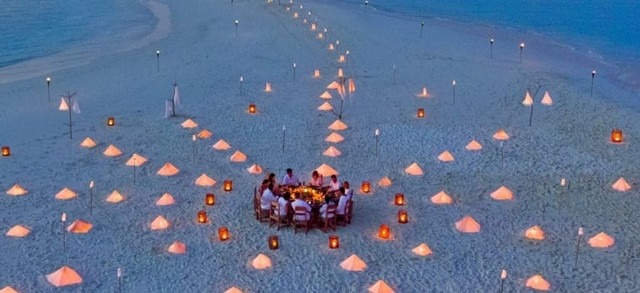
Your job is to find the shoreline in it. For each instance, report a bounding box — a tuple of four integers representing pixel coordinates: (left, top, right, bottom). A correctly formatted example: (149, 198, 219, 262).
(0, 0, 171, 86)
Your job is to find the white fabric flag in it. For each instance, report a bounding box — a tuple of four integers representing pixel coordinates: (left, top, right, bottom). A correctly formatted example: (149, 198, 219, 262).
(72, 98, 81, 114)
(173, 85, 181, 108)
(164, 100, 173, 118)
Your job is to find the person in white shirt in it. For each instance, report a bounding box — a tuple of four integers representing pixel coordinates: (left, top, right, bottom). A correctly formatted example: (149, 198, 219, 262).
(319, 195, 336, 219)
(343, 181, 354, 201)
(310, 170, 324, 188)
(277, 192, 291, 217)
(291, 193, 312, 221)
(282, 168, 301, 186)
(336, 187, 349, 216)
(329, 175, 340, 192)
(260, 183, 277, 210)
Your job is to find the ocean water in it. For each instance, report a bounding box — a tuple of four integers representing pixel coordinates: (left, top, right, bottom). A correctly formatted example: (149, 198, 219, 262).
(0, 0, 154, 68)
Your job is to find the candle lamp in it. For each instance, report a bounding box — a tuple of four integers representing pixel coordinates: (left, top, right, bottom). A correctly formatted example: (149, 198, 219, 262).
(248, 103, 256, 114)
(269, 235, 279, 250)
(205, 193, 215, 206)
(398, 210, 408, 224)
(218, 227, 229, 241)
(314, 69, 321, 78)
(1, 146, 10, 157)
(329, 235, 339, 249)
(223, 180, 233, 192)
(197, 210, 208, 223)
(394, 193, 405, 205)
(611, 128, 623, 143)
(361, 181, 371, 193)
(417, 108, 425, 118)
(107, 117, 115, 126)
(379, 224, 390, 239)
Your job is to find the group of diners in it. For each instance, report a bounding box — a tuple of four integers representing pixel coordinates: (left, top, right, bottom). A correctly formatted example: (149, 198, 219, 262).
(254, 168, 354, 232)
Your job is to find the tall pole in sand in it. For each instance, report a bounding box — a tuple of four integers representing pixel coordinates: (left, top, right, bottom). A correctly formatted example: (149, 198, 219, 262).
(156, 50, 160, 72)
(89, 180, 94, 215)
(519, 43, 525, 64)
(574, 227, 584, 268)
(591, 70, 596, 96)
(490, 38, 494, 59)
(239, 75, 244, 95)
(46, 77, 51, 102)
(452, 80, 456, 105)
(374, 128, 379, 157)
(420, 22, 424, 38)
(61, 213, 67, 254)
(499, 270, 507, 293)
(117, 267, 122, 293)
(364, 0, 368, 13)
(235, 20, 239, 37)
(282, 125, 286, 154)
(292, 62, 296, 81)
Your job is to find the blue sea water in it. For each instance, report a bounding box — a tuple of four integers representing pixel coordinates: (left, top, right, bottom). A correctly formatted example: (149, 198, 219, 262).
(0, 0, 154, 68)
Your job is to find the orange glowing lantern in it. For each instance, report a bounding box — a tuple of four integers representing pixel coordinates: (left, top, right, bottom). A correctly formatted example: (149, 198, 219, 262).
(398, 210, 408, 224)
(417, 108, 425, 118)
(205, 193, 215, 206)
(379, 224, 390, 239)
(339, 55, 345, 63)
(2, 146, 10, 157)
(197, 211, 208, 223)
(218, 227, 229, 241)
(269, 235, 279, 250)
(248, 103, 256, 114)
(107, 117, 115, 126)
(223, 180, 233, 192)
(611, 128, 623, 143)
(337, 68, 344, 78)
(329, 235, 339, 249)
(314, 69, 321, 78)
(361, 181, 371, 193)
(395, 193, 405, 205)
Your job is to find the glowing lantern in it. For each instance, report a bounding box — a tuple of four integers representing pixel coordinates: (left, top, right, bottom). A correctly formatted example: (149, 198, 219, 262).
(315, 163, 338, 177)
(79, 137, 97, 148)
(318, 101, 333, 111)
(195, 173, 216, 187)
(525, 225, 546, 240)
(455, 215, 481, 233)
(212, 139, 231, 150)
(318, 32, 324, 39)
(340, 254, 367, 271)
(107, 117, 115, 126)
(437, 151, 454, 162)
(611, 128, 623, 143)
(378, 224, 390, 239)
(320, 91, 332, 99)
(103, 144, 122, 157)
(6, 184, 27, 196)
(156, 162, 180, 176)
(197, 129, 212, 139)
(269, 235, 279, 250)
(417, 108, 425, 118)
(328, 43, 334, 50)
(394, 193, 405, 205)
(541, 91, 553, 105)
(6, 225, 31, 237)
(325, 132, 344, 143)
(1, 146, 10, 156)
(311, 23, 317, 31)
(612, 177, 631, 192)
(248, 103, 256, 114)
(412, 243, 432, 256)
(156, 193, 175, 206)
(368, 280, 394, 293)
(205, 193, 215, 205)
(168, 241, 186, 254)
(588, 232, 615, 248)
(150, 215, 170, 230)
(323, 146, 341, 157)
(224, 180, 233, 192)
(398, 210, 408, 223)
(493, 129, 510, 140)
(251, 254, 272, 270)
(46, 266, 83, 287)
(337, 68, 344, 78)
(417, 87, 431, 98)
(218, 227, 230, 241)
(465, 139, 483, 151)
(404, 162, 424, 176)
(0, 287, 18, 293)
(339, 55, 345, 63)
(522, 91, 533, 106)
(67, 219, 93, 234)
(55, 187, 77, 200)
(230, 150, 247, 162)
(329, 235, 339, 249)
(525, 275, 550, 291)
(490, 186, 513, 200)
(293, 12, 298, 18)
(197, 211, 208, 223)
(314, 69, 321, 78)
(105, 190, 125, 203)
(378, 176, 392, 187)
(125, 153, 147, 166)
(328, 119, 348, 131)
(361, 181, 371, 193)
(247, 164, 263, 174)
(430, 191, 453, 205)
(348, 78, 356, 93)
(181, 119, 198, 128)
(265, 82, 272, 92)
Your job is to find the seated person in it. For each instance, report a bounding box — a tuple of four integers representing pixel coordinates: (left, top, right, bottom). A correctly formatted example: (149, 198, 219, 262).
(309, 170, 324, 188)
(319, 195, 336, 219)
(291, 192, 312, 221)
(343, 181, 354, 201)
(328, 175, 341, 192)
(281, 168, 301, 186)
(336, 187, 349, 216)
(277, 192, 291, 217)
(258, 179, 269, 197)
(260, 183, 277, 210)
